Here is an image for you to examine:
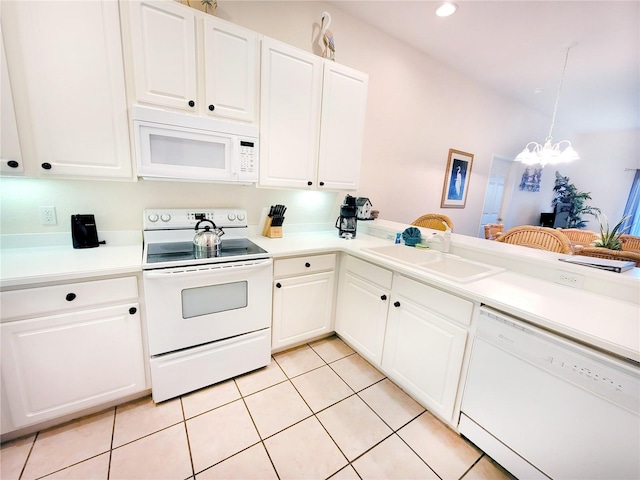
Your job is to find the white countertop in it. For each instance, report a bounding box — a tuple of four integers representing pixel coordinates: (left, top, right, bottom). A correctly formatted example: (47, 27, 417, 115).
(1, 224, 638, 363)
(0, 231, 143, 288)
(251, 228, 640, 363)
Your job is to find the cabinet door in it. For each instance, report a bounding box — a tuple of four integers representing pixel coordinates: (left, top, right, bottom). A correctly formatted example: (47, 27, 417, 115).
(259, 37, 322, 189)
(203, 17, 257, 123)
(335, 273, 389, 366)
(1, 304, 146, 429)
(272, 271, 334, 351)
(2, 1, 132, 179)
(317, 63, 368, 191)
(382, 295, 467, 421)
(0, 21, 23, 175)
(129, 0, 198, 112)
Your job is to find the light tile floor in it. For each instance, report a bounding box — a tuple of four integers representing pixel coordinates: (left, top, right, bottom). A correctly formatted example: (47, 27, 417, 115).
(1, 336, 514, 480)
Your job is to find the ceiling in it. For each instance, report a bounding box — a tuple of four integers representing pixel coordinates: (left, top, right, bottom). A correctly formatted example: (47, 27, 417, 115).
(329, 1, 640, 134)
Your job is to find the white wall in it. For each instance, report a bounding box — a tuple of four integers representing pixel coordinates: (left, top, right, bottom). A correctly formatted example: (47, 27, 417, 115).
(1, 0, 636, 237)
(217, 1, 554, 236)
(562, 129, 640, 223)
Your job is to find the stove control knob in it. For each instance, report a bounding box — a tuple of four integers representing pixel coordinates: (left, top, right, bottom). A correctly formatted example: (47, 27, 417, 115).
(227, 213, 237, 221)
(148, 214, 159, 222)
(160, 214, 171, 222)
(237, 213, 245, 221)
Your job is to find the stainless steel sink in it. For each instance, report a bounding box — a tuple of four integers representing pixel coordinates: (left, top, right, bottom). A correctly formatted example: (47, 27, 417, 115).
(363, 244, 504, 283)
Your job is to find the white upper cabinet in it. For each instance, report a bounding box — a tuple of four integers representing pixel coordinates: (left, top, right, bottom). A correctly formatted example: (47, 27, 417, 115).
(260, 37, 368, 191)
(128, 0, 198, 112)
(126, 0, 258, 123)
(203, 18, 258, 122)
(260, 37, 322, 189)
(1, 1, 132, 179)
(318, 63, 368, 191)
(0, 20, 23, 175)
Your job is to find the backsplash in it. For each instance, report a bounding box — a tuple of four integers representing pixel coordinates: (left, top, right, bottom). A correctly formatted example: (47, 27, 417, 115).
(0, 177, 342, 234)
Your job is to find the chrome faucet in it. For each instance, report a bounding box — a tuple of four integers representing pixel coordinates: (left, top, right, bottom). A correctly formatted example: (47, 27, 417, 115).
(426, 225, 451, 253)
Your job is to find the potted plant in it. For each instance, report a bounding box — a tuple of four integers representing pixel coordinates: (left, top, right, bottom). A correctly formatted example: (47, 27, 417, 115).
(551, 171, 600, 228)
(593, 213, 630, 250)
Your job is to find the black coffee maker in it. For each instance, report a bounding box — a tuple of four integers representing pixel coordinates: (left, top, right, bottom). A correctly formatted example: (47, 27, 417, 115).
(335, 195, 358, 239)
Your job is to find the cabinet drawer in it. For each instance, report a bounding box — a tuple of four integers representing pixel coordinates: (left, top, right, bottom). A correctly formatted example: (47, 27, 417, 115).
(274, 253, 336, 278)
(345, 255, 393, 290)
(395, 275, 474, 326)
(1, 276, 139, 321)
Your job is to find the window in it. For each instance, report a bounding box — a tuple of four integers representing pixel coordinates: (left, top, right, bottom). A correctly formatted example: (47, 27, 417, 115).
(622, 169, 640, 235)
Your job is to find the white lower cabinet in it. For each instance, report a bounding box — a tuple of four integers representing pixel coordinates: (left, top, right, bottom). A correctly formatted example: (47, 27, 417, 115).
(336, 256, 392, 366)
(336, 255, 473, 422)
(271, 254, 336, 351)
(382, 275, 471, 422)
(0, 277, 146, 433)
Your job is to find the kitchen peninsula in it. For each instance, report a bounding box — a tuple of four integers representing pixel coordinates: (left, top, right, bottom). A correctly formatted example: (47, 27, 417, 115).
(2, 219, 638, 426)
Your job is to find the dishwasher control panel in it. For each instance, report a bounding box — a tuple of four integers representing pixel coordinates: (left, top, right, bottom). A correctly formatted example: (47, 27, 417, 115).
(477, 308, 640, 414)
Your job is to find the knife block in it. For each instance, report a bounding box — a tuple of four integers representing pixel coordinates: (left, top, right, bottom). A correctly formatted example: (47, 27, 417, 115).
(262, 217, 282, 238)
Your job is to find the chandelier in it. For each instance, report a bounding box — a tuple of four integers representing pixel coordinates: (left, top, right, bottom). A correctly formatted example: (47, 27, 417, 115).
(515, 46, 580, 167)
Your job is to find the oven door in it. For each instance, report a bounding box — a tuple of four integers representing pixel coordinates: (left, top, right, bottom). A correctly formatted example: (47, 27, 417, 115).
(143, 258, 272, 356)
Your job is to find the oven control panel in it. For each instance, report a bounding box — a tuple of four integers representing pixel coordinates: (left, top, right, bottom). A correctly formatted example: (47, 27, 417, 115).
(144, 209, 248, 230)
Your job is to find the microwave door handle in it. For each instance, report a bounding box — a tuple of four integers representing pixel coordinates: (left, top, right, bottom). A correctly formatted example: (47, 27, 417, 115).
(144, 259, 272, 278)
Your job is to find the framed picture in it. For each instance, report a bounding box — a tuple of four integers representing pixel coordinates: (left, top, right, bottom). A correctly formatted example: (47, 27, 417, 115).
(440, 148, 474, 208)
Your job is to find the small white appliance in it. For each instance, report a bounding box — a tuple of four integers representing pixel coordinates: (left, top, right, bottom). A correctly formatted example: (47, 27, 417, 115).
(459, 307, 640, 479)
(133, 106, 258, 184)
(142, 208, 272, 402)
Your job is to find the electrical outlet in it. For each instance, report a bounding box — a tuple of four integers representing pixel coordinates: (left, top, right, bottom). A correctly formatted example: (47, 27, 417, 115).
(39, 206, 57, 225)
(554, 270, 585, 289)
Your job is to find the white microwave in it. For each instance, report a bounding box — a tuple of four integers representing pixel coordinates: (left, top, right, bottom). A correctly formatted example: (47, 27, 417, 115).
(132, 106, 258, 184)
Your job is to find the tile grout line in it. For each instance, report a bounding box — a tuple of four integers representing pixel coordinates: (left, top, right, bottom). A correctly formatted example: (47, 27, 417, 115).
(29, 407, 118, 480)
(107, 406, 116, 480)
(292, 342, 354, 479)
(234, 371, 282, 480)
(179, 396, 197, 480)
(17, 431, 37, 480)
(314, 342, 442, 479)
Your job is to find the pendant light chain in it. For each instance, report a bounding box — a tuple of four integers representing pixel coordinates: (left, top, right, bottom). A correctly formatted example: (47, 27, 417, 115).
(515, 44, 580, 166)
(547, 46, 572, 141)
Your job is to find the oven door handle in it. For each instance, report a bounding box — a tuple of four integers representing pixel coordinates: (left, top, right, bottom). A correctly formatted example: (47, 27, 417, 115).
(144, 259, 272, 278)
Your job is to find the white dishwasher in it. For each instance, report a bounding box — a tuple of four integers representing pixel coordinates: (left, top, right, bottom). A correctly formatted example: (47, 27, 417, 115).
(459, 307, 640, 480)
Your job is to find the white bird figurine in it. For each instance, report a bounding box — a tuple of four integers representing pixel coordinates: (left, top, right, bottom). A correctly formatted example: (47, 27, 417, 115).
(321, 12, 335, 61)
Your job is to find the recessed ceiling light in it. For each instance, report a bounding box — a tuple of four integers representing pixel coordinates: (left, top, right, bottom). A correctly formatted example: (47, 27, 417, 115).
(436, 2, 458, 17)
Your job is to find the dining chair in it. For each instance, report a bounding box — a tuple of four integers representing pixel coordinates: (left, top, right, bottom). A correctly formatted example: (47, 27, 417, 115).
(495, 226, 572, 254)
(575, 247, 640, 267)
(411, 214, 454, 231)
(558, 228, 598, 252)
(620, 234, 640, 253)
(483, 223, 504, 240)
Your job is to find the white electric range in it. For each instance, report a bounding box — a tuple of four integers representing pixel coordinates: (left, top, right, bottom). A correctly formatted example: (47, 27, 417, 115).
(142, 208, 273, 402)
